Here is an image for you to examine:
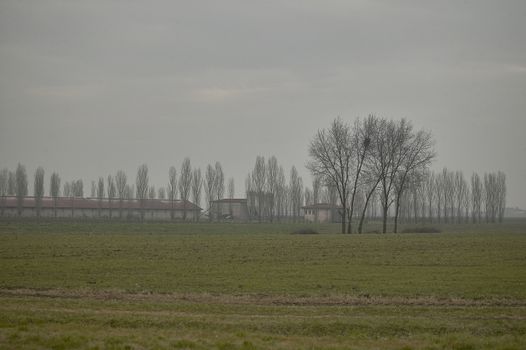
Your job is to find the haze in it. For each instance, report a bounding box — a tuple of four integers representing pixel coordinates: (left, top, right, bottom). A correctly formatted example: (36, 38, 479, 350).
(1, 0, 525, 208)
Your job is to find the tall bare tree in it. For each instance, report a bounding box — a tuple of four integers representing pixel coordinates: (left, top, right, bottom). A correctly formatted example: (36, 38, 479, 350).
(34, 167, 45, 218)
(267, 156, 278, 222)
(227, 177, 235, 217)
(304, 187, 313, 206)
(308, 118, 352, 233)
(97, 177, 105, 218)
(311, 175, 322, 222)
(136, 164, 149, 221)
(346, 116, 375, 233)
(392, 123, 435, 233)
(168, 166, 177, 220)
(63, 182, 71, 198)
(0, 168, 8, 216)
(7, 171, 16, 196)
(290, 166, 303, 222)
(204, 164, 216, 221)
(497, 171, 506, 223)
(245, 173, 256, 219)
(107, 175, 116, 219)
(115, 170, 127, 219)
(215, 162, 225, 221)
(72, 180, 83, 197)
(15, 163, 28, 216)
(252, 156, 266, 222)
(276, 166, 286, 222)
(149, 185, 156, 199)
(424, 171, 435, 223)
(191, 168, 203, 222)
(90, 181, 96, 198)
(471, 173, 482, 223)
(179, 158, 192, 221)
(50, 172, 61, 218)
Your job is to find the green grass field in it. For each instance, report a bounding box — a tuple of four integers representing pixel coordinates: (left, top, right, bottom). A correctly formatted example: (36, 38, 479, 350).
(0, 221, 525, 349)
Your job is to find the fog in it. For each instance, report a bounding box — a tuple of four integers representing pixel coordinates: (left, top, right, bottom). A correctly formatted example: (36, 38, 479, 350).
(1, 0, 525, 208)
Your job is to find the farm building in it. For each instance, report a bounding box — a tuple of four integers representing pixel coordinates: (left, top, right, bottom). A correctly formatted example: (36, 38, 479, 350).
(301, 203, 342, 223)
(209, 198, 249, 221)
(0, 196, 201, 221)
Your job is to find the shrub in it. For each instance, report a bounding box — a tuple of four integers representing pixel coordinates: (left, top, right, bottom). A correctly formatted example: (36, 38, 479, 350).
(291, 228, 319, 235)
(401, 227, 441, 233)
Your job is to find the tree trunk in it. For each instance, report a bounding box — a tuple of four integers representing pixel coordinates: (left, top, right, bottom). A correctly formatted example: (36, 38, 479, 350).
(382, 204, 388, 233)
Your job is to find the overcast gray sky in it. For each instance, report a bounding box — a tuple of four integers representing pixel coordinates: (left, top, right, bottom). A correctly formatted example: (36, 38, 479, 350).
(1, 0, 525, 208)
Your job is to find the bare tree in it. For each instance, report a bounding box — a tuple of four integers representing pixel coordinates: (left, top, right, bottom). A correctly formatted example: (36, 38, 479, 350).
(392, 123, 435, 233)
(204, 164, 216, 221)
(356, 117, 385, 233)
(50, 172, 61, 217)
(0, 168, 8, 216)
(311, 175, 322, 223)
(149, 185, 156, 199)
(97, 177, 105, 218)
(179, 158, 192, 221)
(276, 166, 286, 222)
(290, 166, 303, 222)
(497, 171, 506, 223)
(15, 163, 28, 216)
(245, 173, 255, 219)
(107, 175, 116, 219)
(307, 118, 352, 233)
(136, 164, 149, 221)
(7, 171, 16, 195)
(34, 167, 45, 218)
(252, 156, 266, 222)
(424, 171, 435, 223)
(346, 116, 375, 233)
(115, 170, 127, 219)
(72, 180, 83, 197)
(454, 171, 467, 223)
(471, 173, 482, 223)
(63, 182, 71, 198)
(304, 187, 313, 206)
(228, 177, 235, 217)
(90, 181, 96, 198)
(267, 156, 278, 222)
(191, 168, 203, 221)
(168, 166, 177, 220)
(158, 187, 166, 199)
(215, 162, 225, 221)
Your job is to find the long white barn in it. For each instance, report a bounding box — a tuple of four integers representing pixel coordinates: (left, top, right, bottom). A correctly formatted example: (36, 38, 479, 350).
(0, 196, 201, 221)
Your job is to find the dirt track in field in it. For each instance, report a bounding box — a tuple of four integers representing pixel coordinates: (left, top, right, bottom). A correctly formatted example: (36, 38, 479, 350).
(1, 288, 525, 307)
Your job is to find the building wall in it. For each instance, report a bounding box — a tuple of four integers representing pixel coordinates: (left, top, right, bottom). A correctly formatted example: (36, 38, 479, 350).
(210, 202, 249, 221)
(0, 207, 199, 221)
(303, 207, 344, 223)
(304, 208, 331, 223)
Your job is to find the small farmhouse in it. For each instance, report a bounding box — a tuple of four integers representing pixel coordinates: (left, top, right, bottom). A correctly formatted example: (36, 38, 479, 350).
(301, 203, 341, 223)
(209, 198, 249, 221)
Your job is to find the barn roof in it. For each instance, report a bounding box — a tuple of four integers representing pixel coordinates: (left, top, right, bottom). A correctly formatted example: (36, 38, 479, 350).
(301, 203, 342, 210)
(1, 196, 201, 211)
(211, 198, 247, 203)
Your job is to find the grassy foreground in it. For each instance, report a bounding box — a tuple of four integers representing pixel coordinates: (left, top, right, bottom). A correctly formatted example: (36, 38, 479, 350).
(0, 221, 525, 349)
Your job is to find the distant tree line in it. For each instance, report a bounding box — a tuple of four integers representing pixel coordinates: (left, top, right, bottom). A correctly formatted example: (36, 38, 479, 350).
(0, 116, 508, 228)
(245, 156, 305, 223)
(380, 169, 507, 225)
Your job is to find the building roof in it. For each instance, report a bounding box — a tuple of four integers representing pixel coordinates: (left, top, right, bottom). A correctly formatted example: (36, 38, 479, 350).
(210, 198, 247, 203)
(1, 196, 201, 211)
(301, 203, 342, 210)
